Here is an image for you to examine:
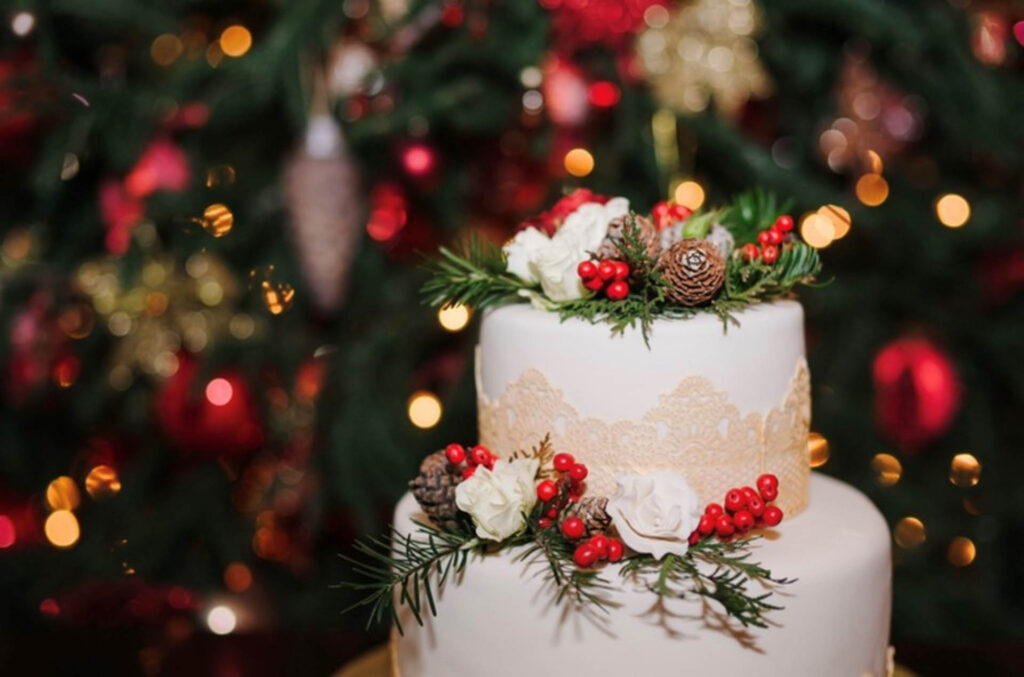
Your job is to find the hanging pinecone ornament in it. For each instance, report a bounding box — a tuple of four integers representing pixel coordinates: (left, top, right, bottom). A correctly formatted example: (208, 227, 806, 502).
(283, 115, 363, 316)
(409, 450, 462, 530)
(565, 496, 612, 536)
(659, 239, 725, 306)
(598, 214, 660, 259)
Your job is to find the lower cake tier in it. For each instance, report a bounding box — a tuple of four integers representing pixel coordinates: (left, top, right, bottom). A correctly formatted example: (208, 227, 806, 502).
(392, 473, 893, 677)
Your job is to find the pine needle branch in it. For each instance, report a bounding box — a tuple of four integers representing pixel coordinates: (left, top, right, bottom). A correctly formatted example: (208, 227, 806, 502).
(420, 237, 530, 310)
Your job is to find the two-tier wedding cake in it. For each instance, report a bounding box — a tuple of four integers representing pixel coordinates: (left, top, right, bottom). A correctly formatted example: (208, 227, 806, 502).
(345, 190, 892, 677)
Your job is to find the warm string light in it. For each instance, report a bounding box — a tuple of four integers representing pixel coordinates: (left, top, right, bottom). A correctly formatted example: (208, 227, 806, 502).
(205, 378, 234, 406)
(949, 453, 981, 488)
(893, 516, 926, 549)
(46, 476, 81, 511)
(85, 465, 122, 500)
(817, 204, 851, 240)
(947, 537, 976, 567)
(408, 391, 443, 429)
(800, 213, 835, 249)
(870, 453, 902, 487)
(673, 181, 705, 210)
(564, 148, 594, 177)
(219, 26, 252, 58)
(44, 510, 80, 548)
(437, 304, 471, 332)
(206, 605, 237, 634)
(806, 432, 830, 468)
(855, 172, 889, 206)
(199, 203, 234, 237)
(935, 193, 970, 228)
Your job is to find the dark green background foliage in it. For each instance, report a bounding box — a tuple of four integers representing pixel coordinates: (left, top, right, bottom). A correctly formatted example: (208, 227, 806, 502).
(1, 0, 1022, 642)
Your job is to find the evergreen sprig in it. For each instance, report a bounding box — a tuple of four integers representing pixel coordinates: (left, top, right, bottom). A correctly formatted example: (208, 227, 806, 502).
(720, 189, 793, 246)
(420, 237, 529, 310)
(619, 536, 794, 628)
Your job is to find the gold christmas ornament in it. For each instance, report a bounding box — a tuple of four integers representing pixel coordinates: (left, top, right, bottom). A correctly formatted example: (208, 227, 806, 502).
(409, 451, 462, 531)
(637, 0, 772, 117)
(659, 239, 725, 306)
(598, 214, 660, 259)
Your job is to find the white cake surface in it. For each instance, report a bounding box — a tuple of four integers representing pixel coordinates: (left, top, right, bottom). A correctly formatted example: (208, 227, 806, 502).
(393, 473, 892, 677)
(476, 300, 812, 514)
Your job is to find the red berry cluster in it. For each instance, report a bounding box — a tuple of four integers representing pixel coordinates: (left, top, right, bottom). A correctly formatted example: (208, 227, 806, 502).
(577, 260, 630, 301)
(445, 443, 495, 480)
(741, 215, 794, 265)
(689, 474, 783, 545)
(570, 531, 624, 568)
(651, 200, 693, 230)
(535, 453, 589, 529)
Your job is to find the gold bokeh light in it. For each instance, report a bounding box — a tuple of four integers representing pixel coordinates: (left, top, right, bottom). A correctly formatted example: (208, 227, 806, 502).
(800, 213, 835, 249)
(949, 453, 981, 488)
(817, 204, 851, 240)
(200, 203, 234, 238)
(564, 148, 594, 177)
(947, 536, 976, 567)
(935, 193, 970, 228)
(46, 476, 81, 511)
(438, 304, 471, 332)
(870, 453, 902, 487)
(673, 181, 706, 210)
(408, 391, 443, 429)
(85, 465, 122, 500)
(807, 432, 830, 468)
(855, 173, 889, 206)
(219, 26, 252, 58)
(45, 510, 80, 548)
(894, 516, 926, 549)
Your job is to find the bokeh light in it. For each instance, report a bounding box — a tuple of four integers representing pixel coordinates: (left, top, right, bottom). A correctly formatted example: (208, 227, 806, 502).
(0, 515, 16, 548)
(800, 213, 836, 249)
(219, 26, 252, 57)
(817, 204, 851, 240)
(947, 537, 976, 567)
(673, 181, 705, 210)
(44, 510, 80, 548)
(564, 148, 594, 177)
(46, 476, 81, 511)
(200, 203, 234, 237)
(206, 605, 237, 635)
(808, 432, 830, 468)
(151, 34, 184, 66)
(438, 304, 471, 332)
(206, 378, 234, 406)
(261, 280, 296, 315)
(894, 516, 926, 549)
(870, 453, 902, 487)
(11, 11, 35, 36)
(402, 144, 436, 177)
(949, 453, 981, 488)
(224, 562, 253, 592)
(935, 193, 970, 228)
(85, 465, 122, 500)
(855, 173, 889, 206)
(408, 391, 442, 429)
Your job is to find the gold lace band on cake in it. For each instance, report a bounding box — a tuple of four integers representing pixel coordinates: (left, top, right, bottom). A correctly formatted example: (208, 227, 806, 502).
(478, 358, 811, 516)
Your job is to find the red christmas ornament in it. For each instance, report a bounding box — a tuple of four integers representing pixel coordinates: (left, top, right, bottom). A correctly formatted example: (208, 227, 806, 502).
(746, 495, 765, 519)
(589, 534, 609, 558)
(756, 473, 779, 494)
(597, 260, 617, 281)
(873, 337, 961, 450)
(774, 215, 794, 232)
(612, 261, 630, 281)
(154, 354, 263, 458)
(543, 0, 668, 53)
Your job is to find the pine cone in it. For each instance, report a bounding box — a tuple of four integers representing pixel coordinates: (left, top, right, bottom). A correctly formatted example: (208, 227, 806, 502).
(597, 214, 660, 260)
(659, 239, 725, 306)
(566, 496, 612, 536)
(409, 451, 461, 531)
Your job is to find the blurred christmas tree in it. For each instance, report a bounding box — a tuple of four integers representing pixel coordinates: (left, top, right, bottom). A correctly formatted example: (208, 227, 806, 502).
(0, 0, 1022, 647)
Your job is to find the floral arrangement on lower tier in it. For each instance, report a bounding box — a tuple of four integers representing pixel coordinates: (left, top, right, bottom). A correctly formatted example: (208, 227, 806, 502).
(421, 189, 823, 338)
(342, 437, 793, 634)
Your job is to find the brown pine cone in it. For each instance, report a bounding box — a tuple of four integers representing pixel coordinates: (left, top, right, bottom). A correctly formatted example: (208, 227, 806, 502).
(658, 239, 725, 306)
(409, 451, 461, 531)
(597, 214, 660, 260)
(566, 496, 612, 536)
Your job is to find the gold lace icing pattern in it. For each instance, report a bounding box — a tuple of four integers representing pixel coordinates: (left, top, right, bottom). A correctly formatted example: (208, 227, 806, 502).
(478, 358, 811, 517)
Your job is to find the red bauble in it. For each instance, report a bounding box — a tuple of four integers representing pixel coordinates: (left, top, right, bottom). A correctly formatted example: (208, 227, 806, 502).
(583, 276, 606, 292)
(756, 473, 779, 494)
(873, 338, 960, 450)
(154, 354, 263, 458)
(746, 495, 765, 519)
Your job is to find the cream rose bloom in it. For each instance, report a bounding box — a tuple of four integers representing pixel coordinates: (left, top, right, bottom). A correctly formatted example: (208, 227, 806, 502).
(606, 471, 702, 559)
(501, 198, 630, 302)
(455, 458, 540, 541)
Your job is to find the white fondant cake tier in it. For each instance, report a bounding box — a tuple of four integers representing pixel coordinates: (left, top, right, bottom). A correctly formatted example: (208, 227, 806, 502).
(476, 301, 812, 515)
(393, 473, 893, 677)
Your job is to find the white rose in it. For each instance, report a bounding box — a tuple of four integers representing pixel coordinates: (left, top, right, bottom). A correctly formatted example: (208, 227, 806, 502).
(606, 471, 702, 560)
(531, 239, 585, 302)
(503, 227, 550, 284)
(455, 458, 540, 541)
(554, 197, 630, 255)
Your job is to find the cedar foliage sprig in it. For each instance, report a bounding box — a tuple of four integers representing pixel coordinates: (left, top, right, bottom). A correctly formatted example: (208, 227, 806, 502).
(339, 521, 484, 634)
(619, 536, 794, 628)
(421, 237, 529, 310)
(508, 433, 558, 479)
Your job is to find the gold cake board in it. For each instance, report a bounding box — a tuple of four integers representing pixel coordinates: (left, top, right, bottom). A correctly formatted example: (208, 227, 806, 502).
(335, 644, 918, 677)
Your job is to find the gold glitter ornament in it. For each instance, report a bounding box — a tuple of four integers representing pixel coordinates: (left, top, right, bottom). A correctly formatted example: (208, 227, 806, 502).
(637, 0, 772, 117)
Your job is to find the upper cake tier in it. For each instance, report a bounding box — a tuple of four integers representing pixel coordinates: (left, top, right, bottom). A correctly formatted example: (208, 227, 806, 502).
(477, 300, 811, 515)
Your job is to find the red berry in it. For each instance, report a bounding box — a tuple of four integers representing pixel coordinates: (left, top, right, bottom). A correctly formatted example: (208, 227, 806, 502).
(607, 538, 624, 563)
(560, 517, 586, 540)
(445, 443, 466, 465)
(669, 204, 692, 221)
(742, 243, 760, 262)
(715, 515, 735, 538)
(746, 495, 765, 518)
(698, 513, 715, 536)
(470, 445, 493, 467)
(568, 492, 581, 503)
(538, 517, 552, 529)
(612, 261, 630, 281)
(568, 463, 589, 482)
(705, 502, 724, 518)
(766, 227, 784, 246)
(583, 276, 605, 292)
(652, 201, 671, 229)
(761, 245, 779, 264)
(724, 489, 746, 513)
(573, 544, 599, 568)
(536, 479, 558, 503)
(763, 505, 784, 527)
(553, 453, 575, 472)
(597, 260, 617, 281)
(546, 507, 559, 519)
(577, 260, 598, 280)
(741, 486, 759, 503)
(733, 510, 755, 532)
(606, 281, 629, 301)
(760, 484, 778, 503)
(462, 466, 476, 480)
(688, 530, 700, 546)
(757, 230, 771, 246)
(756, 474, 779, 493)
(774, 215, 794, 232)
(589, 535, 609, 559)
